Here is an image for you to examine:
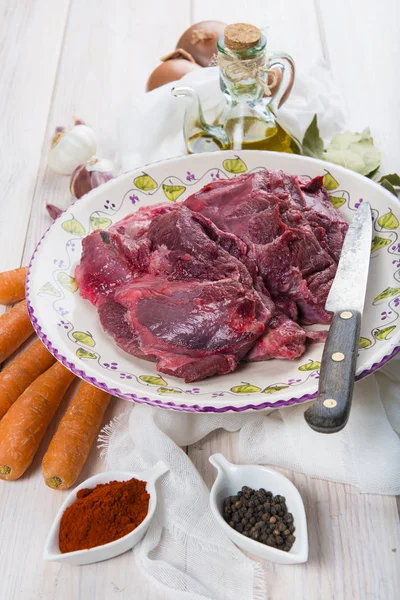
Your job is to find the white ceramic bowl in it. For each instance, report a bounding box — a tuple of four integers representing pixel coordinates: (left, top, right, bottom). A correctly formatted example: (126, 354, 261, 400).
(43, 462, 168, 566)
(209, 453, 308, 564)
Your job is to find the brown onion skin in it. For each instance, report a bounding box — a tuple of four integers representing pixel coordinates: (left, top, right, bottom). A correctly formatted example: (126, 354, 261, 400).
(177, 21, 227, 67)
(146, 59, 201, 92)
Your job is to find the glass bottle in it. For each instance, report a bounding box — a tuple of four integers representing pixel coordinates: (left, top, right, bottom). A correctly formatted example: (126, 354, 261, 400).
(174, 23, 301, 155)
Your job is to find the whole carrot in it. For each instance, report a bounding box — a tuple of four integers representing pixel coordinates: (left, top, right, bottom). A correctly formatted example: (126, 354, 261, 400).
(0, 339, 56, 421)
(43, 382, 111, 490)
(0, 362, 75, 480)
(0, 267, 28, 305)
(0, 300, 34, 363)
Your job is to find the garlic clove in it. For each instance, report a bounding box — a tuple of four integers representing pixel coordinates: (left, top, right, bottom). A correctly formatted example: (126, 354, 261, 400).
(69, 164, 92, 198)
(70, 156, 116, 199)
(90, 170, 114, 189)
(85, 156, 117, 175)
(47, 119, 97, 175)
(46, 204, 64, 220)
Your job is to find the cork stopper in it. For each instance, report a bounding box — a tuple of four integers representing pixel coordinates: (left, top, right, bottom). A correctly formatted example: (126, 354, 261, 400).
(224, 23, 261, 51)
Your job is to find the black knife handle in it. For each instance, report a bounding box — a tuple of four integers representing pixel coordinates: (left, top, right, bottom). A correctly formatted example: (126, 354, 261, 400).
(304, 310, 361, 434)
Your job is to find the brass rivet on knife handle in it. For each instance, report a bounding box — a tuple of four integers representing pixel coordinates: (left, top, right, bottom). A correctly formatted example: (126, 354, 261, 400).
(323, 399, 337, 409)
(340, 311, 353, 319)
(331, 352, 345, 362)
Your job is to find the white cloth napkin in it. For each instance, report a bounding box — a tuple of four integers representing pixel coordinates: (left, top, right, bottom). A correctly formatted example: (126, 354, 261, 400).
(102, 61, 400, 600)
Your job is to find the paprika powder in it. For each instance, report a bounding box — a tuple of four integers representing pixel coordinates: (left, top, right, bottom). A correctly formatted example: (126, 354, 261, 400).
(59, 477, 150, 553)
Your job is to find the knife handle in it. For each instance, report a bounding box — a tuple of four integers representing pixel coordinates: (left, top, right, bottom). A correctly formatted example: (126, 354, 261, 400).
(304, 310, 361, 434)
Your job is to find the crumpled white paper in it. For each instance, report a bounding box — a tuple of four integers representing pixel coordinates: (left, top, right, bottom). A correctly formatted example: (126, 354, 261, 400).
(104, 61, 400, 600)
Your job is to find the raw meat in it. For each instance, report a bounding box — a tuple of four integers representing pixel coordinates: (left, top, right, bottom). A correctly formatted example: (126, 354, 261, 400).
(76, 169, 347, 381)
(114, 275, 268, 381)
(184, 170, 347, 326)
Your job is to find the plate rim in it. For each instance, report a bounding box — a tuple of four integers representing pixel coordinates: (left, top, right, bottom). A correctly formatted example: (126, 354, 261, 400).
(26, 150, 400, 412)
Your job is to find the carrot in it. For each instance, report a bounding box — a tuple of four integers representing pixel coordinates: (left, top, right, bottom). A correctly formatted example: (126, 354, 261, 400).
(42, 382, 111, 490)
(0, 267, 28, 304)
(0, 300, 34, 363)
(0, 362, 75, 480)
(0, 339, 56, 421)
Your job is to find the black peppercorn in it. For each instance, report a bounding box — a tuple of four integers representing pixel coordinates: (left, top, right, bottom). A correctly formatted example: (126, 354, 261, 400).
(223, 486, 296, 552)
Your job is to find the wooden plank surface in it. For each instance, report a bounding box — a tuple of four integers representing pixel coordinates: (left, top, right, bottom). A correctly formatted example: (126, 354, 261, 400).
(0, 0, 71, 274)
(190, 429, 400, 600)
(1, 1, 399, 599)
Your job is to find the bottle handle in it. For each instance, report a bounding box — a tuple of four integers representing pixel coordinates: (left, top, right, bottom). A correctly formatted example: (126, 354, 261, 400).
(267, 52, 296, 109)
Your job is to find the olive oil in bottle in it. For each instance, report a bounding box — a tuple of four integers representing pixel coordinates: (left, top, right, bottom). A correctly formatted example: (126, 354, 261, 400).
(175, 23, 300, 155)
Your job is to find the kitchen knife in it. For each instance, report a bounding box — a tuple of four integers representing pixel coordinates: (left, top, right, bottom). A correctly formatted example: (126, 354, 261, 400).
(304, 201, 372, 434)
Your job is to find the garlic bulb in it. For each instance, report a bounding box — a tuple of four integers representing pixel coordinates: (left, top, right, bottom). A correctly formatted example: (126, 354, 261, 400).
(70, 156, 116, 199)
(47, 118, 97, 175)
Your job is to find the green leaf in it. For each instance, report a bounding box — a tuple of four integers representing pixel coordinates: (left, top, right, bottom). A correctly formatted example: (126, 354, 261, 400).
(231, 384, 262, 394)
(162, 184, 186, 202)
(371, 236, 391, 253)
(302, 115, 324, 159)
(367, 166, 381, 181)
(380, 179, 398, 197)
(328, 196, 346, 209)
(90, 216, 112, 231)
(323, 172, 339, 191)
(375, 326, 396, 341)
(377, 209, 399, 230)
(157, 387, 182, 395)
(298, 360, 321, 372)
(134, 174, 157, 191)
(139, 375, 167, 386)
(61, 217, 86, 236)
(72, 331, 95, 347)
(323, 128, 381, 176)
(223, 157, 247, 174)
(76, 348, 97, 359)
(263, 385, 289, 394)
(374, 287, 400, 302)
(359, 337, 372, 349)
(379, 173, 400, 186)
(39, 282, 61, 297)
(57, 272, 78, 293)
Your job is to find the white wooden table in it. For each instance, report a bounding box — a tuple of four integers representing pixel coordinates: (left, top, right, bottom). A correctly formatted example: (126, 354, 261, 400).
(1, 1, 400, 598)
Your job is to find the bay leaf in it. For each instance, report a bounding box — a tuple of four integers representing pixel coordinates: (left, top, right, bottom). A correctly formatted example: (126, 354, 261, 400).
(302, 115, 324, 159)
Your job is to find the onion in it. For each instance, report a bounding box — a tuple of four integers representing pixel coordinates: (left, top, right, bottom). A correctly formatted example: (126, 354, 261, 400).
(268, 67, 282, 97)
(176, 21, 227, 67)
(146, 54, 201, 92)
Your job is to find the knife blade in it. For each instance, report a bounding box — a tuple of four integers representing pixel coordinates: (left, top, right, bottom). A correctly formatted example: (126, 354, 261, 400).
(304, 202, 372, 433)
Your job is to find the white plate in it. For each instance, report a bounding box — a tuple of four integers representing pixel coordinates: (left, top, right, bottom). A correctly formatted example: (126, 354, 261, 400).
(27, 151, 400, 412)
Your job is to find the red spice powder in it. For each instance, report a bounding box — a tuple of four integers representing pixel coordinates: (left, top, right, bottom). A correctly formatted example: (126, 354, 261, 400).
(59, 478, 150, 553)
